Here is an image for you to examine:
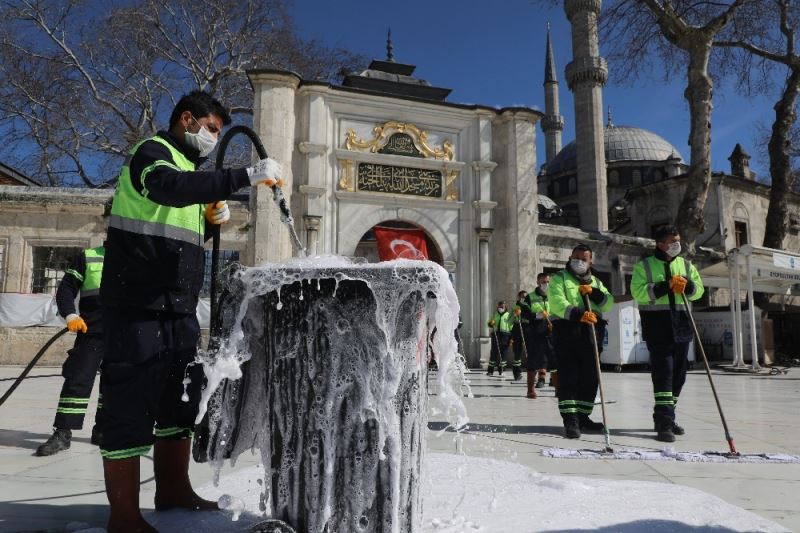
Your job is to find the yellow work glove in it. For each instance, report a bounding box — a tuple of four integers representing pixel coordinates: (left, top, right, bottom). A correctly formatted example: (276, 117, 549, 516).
(513, 308, 522, 317)
(204, 201, 230, 225)
(578, 284, 593, 296)
(65, 313, 88, 334)
(580, 311, 598, 325)
(670, 275, 688, 294)
(488, 319, 496, 328)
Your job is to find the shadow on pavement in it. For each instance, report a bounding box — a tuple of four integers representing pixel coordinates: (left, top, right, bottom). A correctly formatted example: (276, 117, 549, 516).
(545, 519, 752, 532)
(428, 421, 564, 437)
(0, 501, 108, 532)
(0, 428, 54, 450)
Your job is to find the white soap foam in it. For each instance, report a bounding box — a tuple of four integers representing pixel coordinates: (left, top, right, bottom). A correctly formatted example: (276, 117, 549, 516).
(195, 257, 468, 532)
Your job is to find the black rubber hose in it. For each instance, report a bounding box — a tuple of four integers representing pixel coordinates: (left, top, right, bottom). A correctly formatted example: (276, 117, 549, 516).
(0, 327, 69, 408)
(210, 125, 272, 330)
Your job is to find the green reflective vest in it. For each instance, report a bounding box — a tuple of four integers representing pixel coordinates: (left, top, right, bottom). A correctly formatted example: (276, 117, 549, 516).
(65, 246, 104, 297)
(488, 310, 513, 333)
(109, 136, 205, 246)
(549, 269, 614, 320)
(630, 255, 704, 311)
(528, 291, 550, 316)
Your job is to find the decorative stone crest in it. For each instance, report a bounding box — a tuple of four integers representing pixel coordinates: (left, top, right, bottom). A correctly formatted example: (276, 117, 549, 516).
(344, 121, 454, 161)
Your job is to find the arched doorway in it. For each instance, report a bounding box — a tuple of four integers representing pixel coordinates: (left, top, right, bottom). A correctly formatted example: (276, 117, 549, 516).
(353, 220, 443, 265)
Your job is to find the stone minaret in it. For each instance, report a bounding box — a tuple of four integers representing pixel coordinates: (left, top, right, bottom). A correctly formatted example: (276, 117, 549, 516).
(564, 0, 608, 232)
(542, 24, 564, 165)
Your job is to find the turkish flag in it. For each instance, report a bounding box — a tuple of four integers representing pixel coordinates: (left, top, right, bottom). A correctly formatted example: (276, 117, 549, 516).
(373, 227, 429, 261)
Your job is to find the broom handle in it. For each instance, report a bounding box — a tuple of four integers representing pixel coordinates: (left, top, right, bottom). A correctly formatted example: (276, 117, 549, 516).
(681, 292, 737, 454)
(583, 293, 612, 450)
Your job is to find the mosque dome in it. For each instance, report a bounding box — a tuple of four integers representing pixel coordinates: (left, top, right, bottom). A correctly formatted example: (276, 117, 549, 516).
(545, 126, 683, 175)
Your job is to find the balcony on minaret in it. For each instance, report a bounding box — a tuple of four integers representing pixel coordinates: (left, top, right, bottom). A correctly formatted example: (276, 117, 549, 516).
(565, 56, 609, 91)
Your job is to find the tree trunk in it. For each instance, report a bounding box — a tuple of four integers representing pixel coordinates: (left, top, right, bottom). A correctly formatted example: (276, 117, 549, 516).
(763, 67, 800, 250)
(675, 39, 714, 254)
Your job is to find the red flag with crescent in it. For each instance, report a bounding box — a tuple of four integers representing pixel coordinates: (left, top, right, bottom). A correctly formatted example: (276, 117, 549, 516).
(373, 227, 429, 261)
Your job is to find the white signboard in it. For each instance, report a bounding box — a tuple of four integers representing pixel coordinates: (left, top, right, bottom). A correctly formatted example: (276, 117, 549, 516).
(773, 252, 800, 271)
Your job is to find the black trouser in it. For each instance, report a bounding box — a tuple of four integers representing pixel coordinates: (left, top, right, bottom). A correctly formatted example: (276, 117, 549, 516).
(511, 323, 531, 368)
(99, 305, 203, 460)
(527, 328, 554, 372)
(554, 321, 604, 420)
(648, 341, 691, 429)
(488, 331, 511, 370)
(53, 333, 103, 430)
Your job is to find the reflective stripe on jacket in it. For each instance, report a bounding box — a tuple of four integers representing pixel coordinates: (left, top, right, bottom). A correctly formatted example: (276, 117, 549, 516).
(630, 255, 704, 311)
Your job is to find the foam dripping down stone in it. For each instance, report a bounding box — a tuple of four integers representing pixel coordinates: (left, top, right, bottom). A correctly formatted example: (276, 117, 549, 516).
(193, 257, 467, 533)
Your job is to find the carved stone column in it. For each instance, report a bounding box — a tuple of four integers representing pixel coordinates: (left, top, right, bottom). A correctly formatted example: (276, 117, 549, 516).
(477, 228, 493, 339)
(303, 215, 322, 256)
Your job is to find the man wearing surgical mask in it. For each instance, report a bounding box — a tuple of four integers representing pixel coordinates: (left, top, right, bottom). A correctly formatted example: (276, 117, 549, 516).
(630, 225, 704, 443)
(99, 91, 283, 532)
(549, 244, 614, 439)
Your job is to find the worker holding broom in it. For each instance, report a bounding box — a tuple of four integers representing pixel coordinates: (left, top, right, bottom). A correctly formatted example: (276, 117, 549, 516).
(631, 225, 704, 443)
(487, 301, 513, 376)
(549, 244, 614, 439)
(99, 90, 282, 532)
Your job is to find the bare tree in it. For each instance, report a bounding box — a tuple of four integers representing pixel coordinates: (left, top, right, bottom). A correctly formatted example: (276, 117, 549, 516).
(599, 0, 753, 252)
(0, 0, 365, 187)
(716, 0, 800, 251)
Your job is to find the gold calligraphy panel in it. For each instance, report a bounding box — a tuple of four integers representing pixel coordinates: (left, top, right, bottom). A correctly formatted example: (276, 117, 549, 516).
(356, 163, 442, 198)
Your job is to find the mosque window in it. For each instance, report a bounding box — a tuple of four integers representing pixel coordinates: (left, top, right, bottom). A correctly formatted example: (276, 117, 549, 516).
(31, 246, 82, 295)
(634, 169, 645, 184)
(653, 169, 663, 181)
(618, 171, 632, 187)
(608, 170, 619, 186)
(568, 177, 577, 194)
(734, 221, 749, 248)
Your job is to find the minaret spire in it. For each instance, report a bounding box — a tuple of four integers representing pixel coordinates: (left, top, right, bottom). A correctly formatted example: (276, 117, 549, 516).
(544, 23, 557, 84)
(386, 28, 395, 62)
(607, 106, 614, 128)
(542, 23, 564, 165)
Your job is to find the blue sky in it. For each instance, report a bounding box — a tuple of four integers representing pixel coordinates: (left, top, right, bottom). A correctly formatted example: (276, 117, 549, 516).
(290, 0, 777, 179)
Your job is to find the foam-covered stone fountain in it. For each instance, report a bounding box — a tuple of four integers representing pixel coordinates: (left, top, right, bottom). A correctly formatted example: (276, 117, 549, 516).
(193, 257, 466, 533)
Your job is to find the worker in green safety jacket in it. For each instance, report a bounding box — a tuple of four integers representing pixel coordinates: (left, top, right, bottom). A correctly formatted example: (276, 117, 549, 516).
(630, 224, 704, 443)
(510, 290, 529, 381)
(487, 301, 513, 376)
(526, 273, 556, 398)
(35, 245, 106, 457)
(549, 244, 614, 439)
(99, 90, 283, 532)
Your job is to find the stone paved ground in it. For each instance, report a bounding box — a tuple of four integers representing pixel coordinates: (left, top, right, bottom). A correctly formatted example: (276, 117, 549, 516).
(1, 365, 798, 532)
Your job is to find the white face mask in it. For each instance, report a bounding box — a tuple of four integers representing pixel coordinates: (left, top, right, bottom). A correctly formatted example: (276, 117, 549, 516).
(666, 241, 682, 258)
(570, 259, 589, 275)
(497, 307, 506, 313)
(184, 116, 217, 157)
(540, 283, 549, 293)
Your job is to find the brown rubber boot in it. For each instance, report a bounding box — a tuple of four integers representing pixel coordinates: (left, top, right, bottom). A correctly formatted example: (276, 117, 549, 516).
(550, 372, 559, 394)
(154, 438, 219, 512)
(526, 371, 537, 399)
(103, 457, 157, 533)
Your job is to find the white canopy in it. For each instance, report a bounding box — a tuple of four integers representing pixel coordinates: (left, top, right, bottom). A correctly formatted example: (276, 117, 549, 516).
(698, 245, 800, 368)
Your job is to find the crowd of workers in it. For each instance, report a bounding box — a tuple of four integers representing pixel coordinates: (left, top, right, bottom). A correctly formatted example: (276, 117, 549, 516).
(487, 232, 704, 442)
